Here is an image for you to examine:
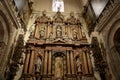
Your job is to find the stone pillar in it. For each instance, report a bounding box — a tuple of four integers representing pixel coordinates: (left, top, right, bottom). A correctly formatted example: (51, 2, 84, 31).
(86, 51, 92, 74)
(48, 50, 52, 74)
(45, 24, 48, 38)
(65, 26, 67, 34)
(83, 50, 89, 74)
(67, 25, 71, 38)
(24, 49, 31, 73)
(67, 50, 70, 74)
(44, 50, 48, 75)
(34, 25, 39, 38)
(70, 26, 72, 38)
(70, 50, 75, 74)
(78, 26, 82, 39)
(29, 48, 35, 74)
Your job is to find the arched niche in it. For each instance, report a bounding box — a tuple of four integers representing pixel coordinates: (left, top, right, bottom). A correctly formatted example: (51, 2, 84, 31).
(114, 28, 120, 54)
(106, 19, 120, 79)
(75, 55, 82, 74)
(52, 51, 66, 80)
(34, 56, 42, 73)
(53, 51, 65, 57)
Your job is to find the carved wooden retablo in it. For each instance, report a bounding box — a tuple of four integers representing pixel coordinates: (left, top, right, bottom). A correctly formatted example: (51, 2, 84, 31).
(21, 11, 94, 80)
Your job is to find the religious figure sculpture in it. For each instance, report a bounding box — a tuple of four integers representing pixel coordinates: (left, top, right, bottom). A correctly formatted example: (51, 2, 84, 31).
(42, 10, 46, 16)
(35, 56, 42, 73)
(70, 12, 74, 18)
(55, 57, 63, 80)
(76, 57, 82, 73)
(41, 10, 51, 22)
(49, 32, 54, 39)
(39, 27, 45, 38)
(67, 12, 77, 24)
(82, 32, 86, 38)
(48, 32, 54, 41)
(56, 25, 62, 38)
(73, 29, 78, 39)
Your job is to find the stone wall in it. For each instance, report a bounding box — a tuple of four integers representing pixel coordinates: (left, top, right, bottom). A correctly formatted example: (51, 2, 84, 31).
(0, 0, 29, 80)
(91, 0, 120, 80)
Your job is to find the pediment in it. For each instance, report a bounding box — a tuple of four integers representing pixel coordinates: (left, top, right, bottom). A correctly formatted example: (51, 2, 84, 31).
(53, 39, 66, 44)
(53, 11, 64, 22)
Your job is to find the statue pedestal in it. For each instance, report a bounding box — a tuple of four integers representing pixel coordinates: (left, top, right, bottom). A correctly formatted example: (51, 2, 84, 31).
(56, 77, 63, 80)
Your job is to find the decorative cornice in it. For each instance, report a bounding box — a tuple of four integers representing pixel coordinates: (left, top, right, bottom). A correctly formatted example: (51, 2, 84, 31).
(95, 0, 120, 32)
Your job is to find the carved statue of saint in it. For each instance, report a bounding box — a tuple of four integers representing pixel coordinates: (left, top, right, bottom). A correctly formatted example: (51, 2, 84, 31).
(35, 56, 42, 73)
(55, 57, 63, 79)
(70, 12, 74, 18)
(82, 32, 86, 38)
(56, 25, 62, 37)
(76, 57, 82, 73)
(68, 12, 77, 24)
(42, 10, 47, 16)
(49, 32, 53, 39)
(73, 29, 77, 39)
(39, 27, 45, 38)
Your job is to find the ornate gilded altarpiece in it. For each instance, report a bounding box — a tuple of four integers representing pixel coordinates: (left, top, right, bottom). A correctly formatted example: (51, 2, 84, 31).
(21, 11, 94, 80)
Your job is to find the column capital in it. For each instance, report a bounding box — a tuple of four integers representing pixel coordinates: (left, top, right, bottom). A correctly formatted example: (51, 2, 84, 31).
(26, 45, 35, 51)
(82, 47, 88, 52)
